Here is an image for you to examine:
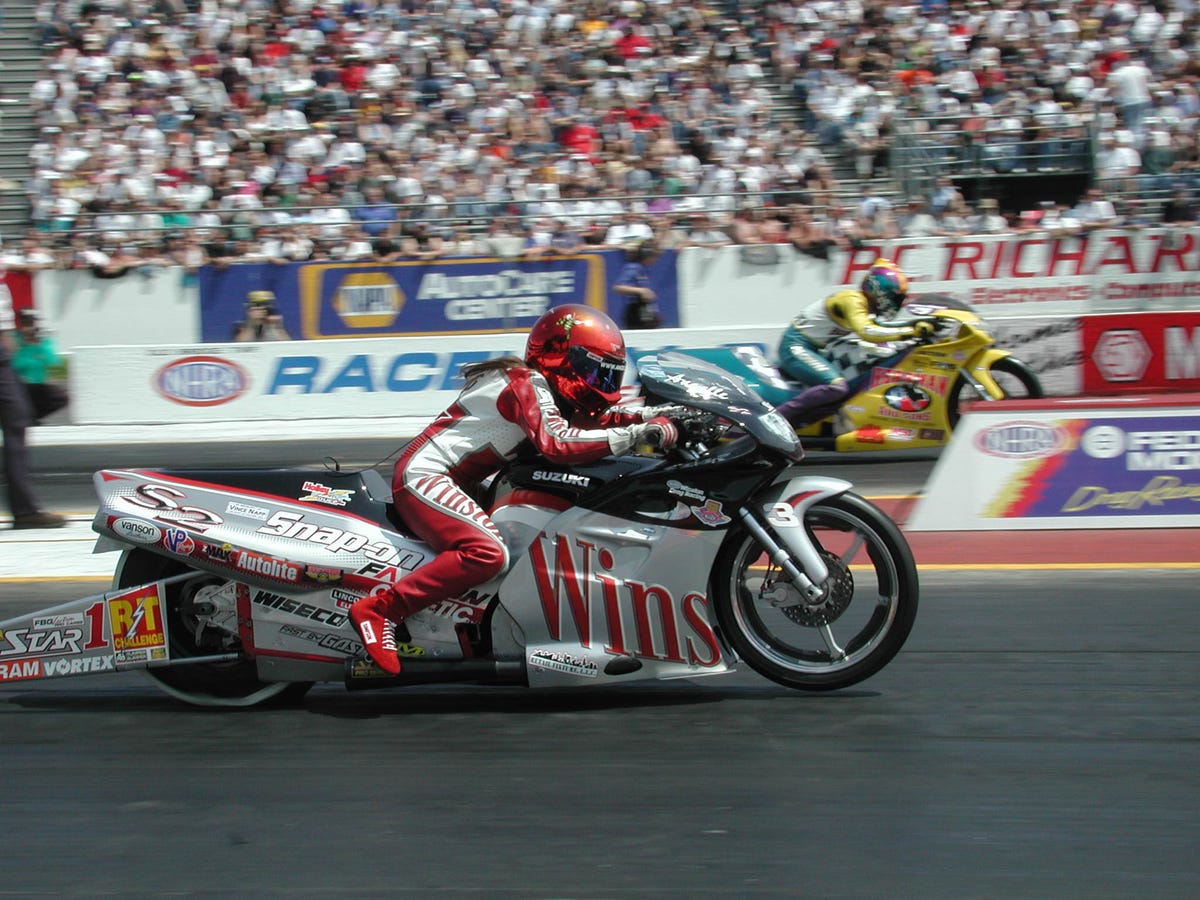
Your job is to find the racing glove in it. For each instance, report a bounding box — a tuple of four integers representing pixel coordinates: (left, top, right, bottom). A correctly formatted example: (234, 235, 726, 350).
(639, 416, 680, 450)
(637, 404, 692, 421)
(913, 320, 937, 341)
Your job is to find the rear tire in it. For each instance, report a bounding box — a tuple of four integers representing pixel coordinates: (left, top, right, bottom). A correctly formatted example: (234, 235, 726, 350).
(712, 493, 918, 691)
(947, 356, 1043, 430)
(115, 549, 311, 708)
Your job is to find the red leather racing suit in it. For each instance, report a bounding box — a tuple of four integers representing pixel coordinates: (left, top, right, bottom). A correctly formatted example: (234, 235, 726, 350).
(383, 364, 645, 621)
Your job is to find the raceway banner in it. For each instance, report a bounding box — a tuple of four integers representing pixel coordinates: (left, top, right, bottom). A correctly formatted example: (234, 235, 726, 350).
(68, 325, 777, 425)
(197, 250, 679, 342)
(1080, 311, 1200, 394)
(907, 394, 1200, 530)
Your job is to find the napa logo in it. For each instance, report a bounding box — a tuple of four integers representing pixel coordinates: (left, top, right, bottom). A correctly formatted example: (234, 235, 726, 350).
(332, 272, 405, 329)
(155, 355, 248, 407)
(975, 421, 1070, 459)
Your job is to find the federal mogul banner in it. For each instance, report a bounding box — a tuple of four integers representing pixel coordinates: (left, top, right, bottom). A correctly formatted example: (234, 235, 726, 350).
(196, 250, 679, 342)
(908, 394, 1200, 530)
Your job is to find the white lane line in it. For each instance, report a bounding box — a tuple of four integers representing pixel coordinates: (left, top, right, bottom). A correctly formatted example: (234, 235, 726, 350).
(0, 521, 118, 580)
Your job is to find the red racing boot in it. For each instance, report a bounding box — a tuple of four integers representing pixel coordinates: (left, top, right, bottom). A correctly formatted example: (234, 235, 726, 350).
(349, 591, 401, 675)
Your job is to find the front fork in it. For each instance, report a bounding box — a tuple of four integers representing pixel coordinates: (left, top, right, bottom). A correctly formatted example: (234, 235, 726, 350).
(739, 476, 852, 603)
(962, 348, 1014, 400)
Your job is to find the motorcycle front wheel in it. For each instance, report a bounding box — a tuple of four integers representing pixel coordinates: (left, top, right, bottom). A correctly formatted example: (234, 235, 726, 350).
(947, 356, 1043, 429)
(712, 493, 918, 691)
(115, 549, 312, 708)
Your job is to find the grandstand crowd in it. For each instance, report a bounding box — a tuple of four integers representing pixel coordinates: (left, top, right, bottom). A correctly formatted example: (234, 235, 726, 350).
(8, 0, 1200, 272)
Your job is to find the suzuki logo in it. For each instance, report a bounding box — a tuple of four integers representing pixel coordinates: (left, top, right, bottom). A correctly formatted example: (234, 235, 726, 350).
(1093, 329, 1151, 383)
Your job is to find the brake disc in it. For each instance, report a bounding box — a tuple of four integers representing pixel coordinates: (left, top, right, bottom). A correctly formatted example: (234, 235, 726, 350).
(780, 549, 854, 627)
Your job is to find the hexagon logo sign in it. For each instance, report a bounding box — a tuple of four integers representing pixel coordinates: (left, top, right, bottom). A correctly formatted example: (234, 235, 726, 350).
(1093, 329, 1151, 382)
(333, 273, 405, 329)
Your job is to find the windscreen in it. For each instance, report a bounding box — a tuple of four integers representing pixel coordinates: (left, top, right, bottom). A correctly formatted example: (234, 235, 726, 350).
(637, 352, 803, 459)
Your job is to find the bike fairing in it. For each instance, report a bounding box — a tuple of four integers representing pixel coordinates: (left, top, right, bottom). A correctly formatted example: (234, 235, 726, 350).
(3, 351, 919, 704)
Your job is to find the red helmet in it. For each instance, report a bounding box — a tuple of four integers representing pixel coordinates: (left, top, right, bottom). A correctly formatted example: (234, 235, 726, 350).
(860, 258, 909, 318)
(525, 304, 627, 415)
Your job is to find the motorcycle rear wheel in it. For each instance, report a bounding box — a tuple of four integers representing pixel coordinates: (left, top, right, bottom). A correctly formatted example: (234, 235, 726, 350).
(115, 549, 312, 707)
(947, 356, 1043, 430)
(712, 493, 918, 691)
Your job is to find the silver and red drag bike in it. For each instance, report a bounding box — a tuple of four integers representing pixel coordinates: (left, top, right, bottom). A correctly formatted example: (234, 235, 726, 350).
(0, 353, 918, 707)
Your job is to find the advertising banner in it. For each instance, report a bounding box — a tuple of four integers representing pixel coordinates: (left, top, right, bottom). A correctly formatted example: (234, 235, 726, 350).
(68, 325, 777, 425)
(197, 250, 679, 342)
(907, 395, 1200, 530)
(1080, 311, 1200, 394)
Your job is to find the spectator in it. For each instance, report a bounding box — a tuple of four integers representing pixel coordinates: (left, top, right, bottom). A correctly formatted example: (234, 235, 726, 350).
(0, 302, 65, 528)
(1038, 202, 1082, 237)
(613, 240, 662, 331)
(783, 204, 832, 260)
(484, 217, 526, 259)
(604, 210, 653, 249)
(444, 225, 488, 257)
(896, 199, 944, 238)
(972, 198, 1011, 234)
(232, 290, 291, 342)
(12, 310, 68, 423)
(677, 212, 731, 250)
(352, 184, 398, 239)
(1095, 131, 1142, 195)
(1072, 187, 1119, 232)
(1161, 187, 1199, 226)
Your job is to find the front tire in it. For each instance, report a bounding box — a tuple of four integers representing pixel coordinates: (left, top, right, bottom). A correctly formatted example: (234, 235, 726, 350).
(115, 549, 311, 708)
(947, 356, 1043, 430)
(712, 493, 918, 691)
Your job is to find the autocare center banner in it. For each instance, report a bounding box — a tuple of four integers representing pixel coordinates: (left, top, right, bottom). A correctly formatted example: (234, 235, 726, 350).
(908, 394, 1200, 530)
(197, 250, 679, 342)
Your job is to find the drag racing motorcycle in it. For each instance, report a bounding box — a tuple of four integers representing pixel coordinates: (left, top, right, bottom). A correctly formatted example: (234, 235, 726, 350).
(665, 294, 1042, 452)
(0, 353, 918, 707)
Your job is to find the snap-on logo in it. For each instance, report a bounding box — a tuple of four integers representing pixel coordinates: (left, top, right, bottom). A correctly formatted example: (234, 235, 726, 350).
(975, 421, 1070, 459)
(155, 356, 248, 407)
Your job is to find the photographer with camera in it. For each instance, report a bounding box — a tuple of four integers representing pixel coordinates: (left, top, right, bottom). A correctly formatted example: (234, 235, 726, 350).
(232, 290, 291, 342)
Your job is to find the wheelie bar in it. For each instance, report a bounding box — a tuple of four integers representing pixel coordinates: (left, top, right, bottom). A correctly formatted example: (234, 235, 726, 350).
(344, 657, 526, 690)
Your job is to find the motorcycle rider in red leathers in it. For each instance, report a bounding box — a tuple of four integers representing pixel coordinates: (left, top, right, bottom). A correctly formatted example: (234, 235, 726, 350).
(349, 304, 681, 674)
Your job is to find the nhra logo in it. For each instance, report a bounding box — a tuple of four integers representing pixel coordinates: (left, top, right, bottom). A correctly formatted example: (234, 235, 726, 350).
(883, 383, 932, 413)
(156, 356, 248, 407)
(975, 421, 1070, 459)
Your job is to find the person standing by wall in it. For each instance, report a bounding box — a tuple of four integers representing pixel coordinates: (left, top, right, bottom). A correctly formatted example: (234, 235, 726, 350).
(13, 311, 68, 423)
(613, 240, 662, 330)
(0, 301, 65, 529)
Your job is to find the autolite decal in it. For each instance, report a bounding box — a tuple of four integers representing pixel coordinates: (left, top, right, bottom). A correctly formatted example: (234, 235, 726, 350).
(236, 551, 301, 583)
